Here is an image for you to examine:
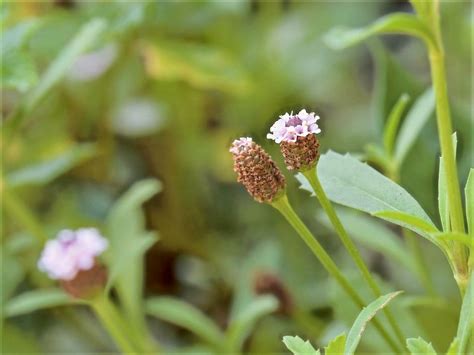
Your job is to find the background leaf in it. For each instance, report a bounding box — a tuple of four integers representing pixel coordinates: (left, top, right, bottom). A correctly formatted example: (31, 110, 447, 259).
(6, 144, 97, 188)
(4, 289, 77, 318)
(323, 13, 435, 50)
(393, 88, 435, 165)
(344, 291, 402, 355)
(316, 210, 417, 274)
(226, 295, 278, 352)
(406, 337, 437, 354)
(145, 297, 225, 349)
(105, 179, 161, 328)
(383, 93, 410, 156)
(282, 335, 320, 355)
(438, 134, 458, 232)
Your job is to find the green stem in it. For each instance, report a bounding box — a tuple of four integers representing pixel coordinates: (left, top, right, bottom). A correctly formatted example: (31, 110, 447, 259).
(271, 195, 402, 353)
(403, 229, 436, 296)
(302, 169, 406, 347)
(91, 296, 138, 354)
(426, 2, 468, 293)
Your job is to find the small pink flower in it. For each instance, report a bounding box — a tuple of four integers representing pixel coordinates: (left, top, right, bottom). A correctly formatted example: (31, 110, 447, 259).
(38, 228, 108, 281)
(229, 137, 253, 155)
(267, 109, 321, 144)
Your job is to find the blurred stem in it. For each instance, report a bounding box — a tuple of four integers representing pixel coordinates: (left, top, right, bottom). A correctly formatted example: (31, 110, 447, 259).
(387, 168, 437, 297)
(90, 296, 137, 354)
(425, 0, 468, 294)
(302, 169, 405, 347)
(403, 229, 436, 296)
(2, 188, 48, 243)
(271, 195, 402, 353)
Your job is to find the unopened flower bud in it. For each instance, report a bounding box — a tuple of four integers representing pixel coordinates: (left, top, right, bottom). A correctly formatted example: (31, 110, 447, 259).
(267, 109, 321, 171)
(38, 228, 109, 299)
(230, 137, 286, 203)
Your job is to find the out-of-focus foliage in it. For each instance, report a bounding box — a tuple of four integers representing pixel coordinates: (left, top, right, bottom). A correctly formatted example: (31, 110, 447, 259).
(1, 0, 471, 353)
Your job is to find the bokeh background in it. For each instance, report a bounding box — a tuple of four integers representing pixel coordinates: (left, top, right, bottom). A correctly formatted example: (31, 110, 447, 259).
(2, 1, 472, 353)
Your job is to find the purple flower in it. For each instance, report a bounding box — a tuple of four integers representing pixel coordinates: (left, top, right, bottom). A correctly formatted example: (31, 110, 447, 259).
(267, 109, 321, 144)
(229, 137, 253, 155)
(38, 228, 108, 281)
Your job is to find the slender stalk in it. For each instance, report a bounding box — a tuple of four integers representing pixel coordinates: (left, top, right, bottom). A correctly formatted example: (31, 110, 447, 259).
(271, 195, 402, 353)
(91, 296, 137, 354)
(403, 229, 436, 296)
(426, 1, 468, 293)
(302, 169, 405, 347)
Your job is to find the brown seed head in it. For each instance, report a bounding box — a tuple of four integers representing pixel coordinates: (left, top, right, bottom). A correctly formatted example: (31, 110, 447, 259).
(280, 134, 320, 171)
(230, 137, 286, 203)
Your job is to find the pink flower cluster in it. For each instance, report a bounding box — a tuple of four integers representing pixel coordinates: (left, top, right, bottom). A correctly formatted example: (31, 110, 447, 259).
(38, 228, 108, 281)
(229, 137, 253, 155)
(267, 109, 321, 144)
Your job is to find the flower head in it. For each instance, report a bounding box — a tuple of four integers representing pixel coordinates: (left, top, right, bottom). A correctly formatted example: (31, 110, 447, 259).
(267, 109, 320, 144)
(230, 137, 286, 203)
(38, 228, 108, 281)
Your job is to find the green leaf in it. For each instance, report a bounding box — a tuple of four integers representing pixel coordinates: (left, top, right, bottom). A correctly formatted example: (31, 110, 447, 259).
(5, 18, 107, 136)
(282, 335, 320, 355)
(0, 19, 41, 54)
(1, 252, 24, 304)
(226, 295, 279, 352)
(446, 338, 458, 355)
(433, 232, 473, 248)
(394, 87, 435, 165)
(5, 143, 97, 188)
(324, 13, 436, 50)
(409, 0, 435, 23)
(302, 151, 436, 236)
(383, 93, 410, 156)
(373, 211, 439, 243)
(317, 210, 416, 274)
(456, 274, 473, 354)
(344, 291, 403, 355)
(145, 297, 225, 349)
(4, 289, 77, 317)
(26, 18, 107, 111)
(465, 169, 474, 236)
(1, 51, 38, 92)
(105, 179, 161, 326)
(406, 337, 437, 354)
(325, 333, 346, 355)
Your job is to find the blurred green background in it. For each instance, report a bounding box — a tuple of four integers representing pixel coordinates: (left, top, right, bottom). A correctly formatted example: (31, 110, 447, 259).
(1, 1, 472, 353)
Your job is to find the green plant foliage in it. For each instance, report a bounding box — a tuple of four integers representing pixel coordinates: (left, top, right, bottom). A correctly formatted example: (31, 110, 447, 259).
(323, 13, 436, 50)
(465, 169, 474, 236)
(282, 335, 320, 355)
(446, 338, 459, 354)
(4, 289, 78, 318)
(456, 275, 473, 354)
(145, 297, 225, 349)
(300, 151, 437, 237)
(344, 291, 402, 355)
(383, 93, 410, 156)
(316, 210, 417, 274)
(438, 134, 458, 232)
(325, 333, 346, 354)
(393, 88, 435, 166)
(105, 179, 161, 326)
(5, 144, 97, 188)
(406, 337, 437, 354)
(226, 295, 279, 352)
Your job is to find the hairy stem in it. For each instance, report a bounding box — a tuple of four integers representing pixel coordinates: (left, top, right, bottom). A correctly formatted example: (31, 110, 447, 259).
(271, 195, 401, 353)
(303, 169, 406, 347)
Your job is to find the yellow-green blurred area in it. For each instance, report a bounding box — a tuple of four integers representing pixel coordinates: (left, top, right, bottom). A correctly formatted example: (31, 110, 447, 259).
(1, 1, 472, 353)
